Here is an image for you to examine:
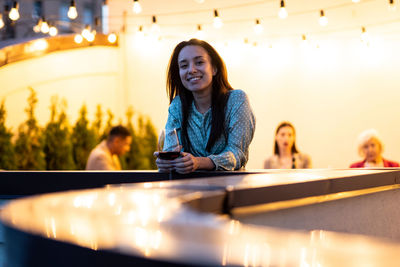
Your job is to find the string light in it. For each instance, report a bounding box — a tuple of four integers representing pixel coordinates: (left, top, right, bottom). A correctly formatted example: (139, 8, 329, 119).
(40, 19, 49, 34)
(388, 0, 396, 11)
(49, 25, 58, 36)
(108, 33, 117, 43)
(68, 0, 78, 20)
(195, 24, 205, 40)
(194, 0, 205, 3)
(74, 34, 83, 44)
(278, 0, 288, 19)
(151, 16, 160, 33)
(213, 9, 223, 29)
(319, 10, 328, 26)
(0, 14, 4, 29)
(33, 18, 42, 33)
(361, 26, 369, 43)
(82, 25, 91, 40)
(254, 19, 263, 35)
(136, 25, 145, 38)
(132, 0, 142, 14)
(9, 1, 20, 21)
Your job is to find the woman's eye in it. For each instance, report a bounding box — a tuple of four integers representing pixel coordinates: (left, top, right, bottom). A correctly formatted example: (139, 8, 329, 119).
(196, 61, 204, 65)
(179, 64, 187, 69)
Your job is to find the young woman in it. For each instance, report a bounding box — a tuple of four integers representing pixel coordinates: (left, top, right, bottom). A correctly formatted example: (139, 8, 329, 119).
(264, 121, 311, 169)
(154, 39, 256, 174)
(350, 129, 399, 168)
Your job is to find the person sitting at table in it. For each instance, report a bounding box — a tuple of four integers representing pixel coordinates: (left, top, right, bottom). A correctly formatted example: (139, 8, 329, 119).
(264, 121, 311, 169)
(86, 125, 132, 170)
(154, 38, 256, 174)
(350, 129, 399, 168)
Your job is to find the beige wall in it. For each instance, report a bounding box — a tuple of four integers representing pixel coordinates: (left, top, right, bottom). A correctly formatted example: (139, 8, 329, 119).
(1, 34, 400, 169)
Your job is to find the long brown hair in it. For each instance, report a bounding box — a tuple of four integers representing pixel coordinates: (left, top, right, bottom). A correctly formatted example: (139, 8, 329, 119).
(274, 121, 298, 155)
(166, 39, 233, 152)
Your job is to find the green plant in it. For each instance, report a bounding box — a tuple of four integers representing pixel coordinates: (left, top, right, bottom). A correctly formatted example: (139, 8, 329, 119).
(14, 87, 46, 170)
(43, 97, 75, 170)
(0, 99, 17, 170)
(71, 104, 97, 170)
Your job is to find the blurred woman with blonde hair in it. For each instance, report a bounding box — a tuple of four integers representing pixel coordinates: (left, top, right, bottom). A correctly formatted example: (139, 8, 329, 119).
(350, 129, 399, 168)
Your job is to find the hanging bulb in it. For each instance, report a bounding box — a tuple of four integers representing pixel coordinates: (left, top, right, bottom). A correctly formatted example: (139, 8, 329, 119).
(195, 24, 205, 40)
(74, 34, 83, 44)
(82, 25, 91, 39)
(9, 1, 20, 21)
(33, 18, 42, 33)
(151, 16, 160, 33)
(213, 9, 223, 28)
(301, 34, 308, 46)
(388, 0, 396, 11)
(352, 0, 360, 2)
(68, 0, 78, 19)
(108, 33, 117, 43)
(278, 0, 288, 19)
(361, 26, 369, 43)
(49, 25, 58, 36)
(132, 0, 142, 14)
(87, 30, 95, 42)
(254, 19, 263, 35)
(41, 19, 50, 33)
(136, 25, 145, 38)
(194, 0, 205, 3)
(0, 14, 4, 29)
(319, 10, 328, 26)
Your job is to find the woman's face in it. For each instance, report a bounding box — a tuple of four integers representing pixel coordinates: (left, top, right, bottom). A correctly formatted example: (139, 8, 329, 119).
(276, 126, 295, 152)
(362, 137, 382, 162)
(178, 45, 216, 95)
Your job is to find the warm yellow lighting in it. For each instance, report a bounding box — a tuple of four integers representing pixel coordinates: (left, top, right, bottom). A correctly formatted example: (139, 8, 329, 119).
(9, 2, 20, 21)
(151, 16, 160, 33)
(194, 0, 205, 3)
(40, 20, 49, 34)
(33, 18, 42, 33)
(82, 25, 91, 39)
(388, 0, 396, 11)
(49, 26, 58, 36)
(87, 31, 96, 42)
(136, 25, 145, 38)
(0, 14, 4, 29)
(352, 0, 360, 2)
(278, 0, 288, 19)
(74, 34, 83, 43)
(32, 39, 48, 51)
(361, 26, 369, 44)
(107, 33, 117, 43)
(132, 0, 142, 14)
(194, 24, 205, 40)
(254, 19, 263, 35)
(319, 10, 328, 26)
(68, 0, 78, 19)
(213, 10, 223, 29)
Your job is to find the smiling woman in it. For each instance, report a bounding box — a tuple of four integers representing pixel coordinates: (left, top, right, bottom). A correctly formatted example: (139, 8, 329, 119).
(153, 39, 256, 174)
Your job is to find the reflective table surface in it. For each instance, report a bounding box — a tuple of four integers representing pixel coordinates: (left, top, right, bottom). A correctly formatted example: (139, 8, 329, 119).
(2, 169, 400, 266)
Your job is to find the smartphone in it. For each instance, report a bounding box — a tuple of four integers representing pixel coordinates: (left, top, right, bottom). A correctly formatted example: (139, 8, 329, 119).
(158, 151, 180, 160)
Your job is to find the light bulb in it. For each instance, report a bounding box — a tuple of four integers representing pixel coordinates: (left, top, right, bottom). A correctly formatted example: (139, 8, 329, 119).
(319, 10, 328, 26)
(254, 19, 263, 34)
(213, 10, 223, 28)
(194, 0, 205, 3)
(68, 0, 78, 19)
(9, 2, 20, 21)
(82, 25, 91, 39)
(352, 0, 360, 2)
(132, 0, 142, 14)
(41, 20, 49, 33)
(388, 0, 396, 11)
(49, 26, 58, 36)
(86, 32, 95, 42)
(278, 0, 288, 19)
(361, 27, 369, 43)
(0, 14, 4, 29)
(108, 33, 117, 43)
(195, 24, 205, 40)
(136, 25, 144, 38)
(151, 16, 160, 33)
(74, 34, 83, 44)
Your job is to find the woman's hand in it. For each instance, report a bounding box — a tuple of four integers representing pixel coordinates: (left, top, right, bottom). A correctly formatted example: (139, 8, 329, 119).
(171, 152, 200, 174)
(154, 152, 176, 172)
